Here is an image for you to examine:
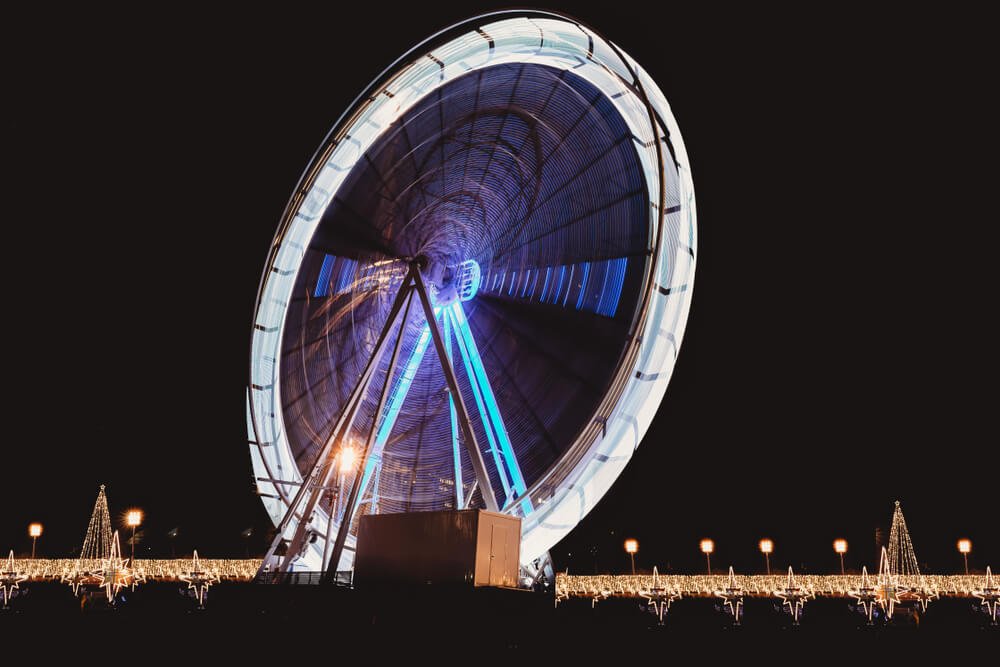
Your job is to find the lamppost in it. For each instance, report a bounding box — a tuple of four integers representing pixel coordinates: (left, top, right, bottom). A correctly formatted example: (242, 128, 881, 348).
(833, 539, 847, 575)
(958, 539, 971, 575)
(28, 523, 43, 559)
(624, 539, 638, 575)
(126, 510, 143, 564)
(759, 538, 773, 575)
(700, 539, 714, 575)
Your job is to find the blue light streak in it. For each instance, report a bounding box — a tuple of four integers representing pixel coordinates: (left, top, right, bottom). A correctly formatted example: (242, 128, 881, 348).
(575, 262, 591, 310)
(314, 254, 336, 297)
(443, 310, 464, 508)
(350, 307, 437, 519)
(446, 306, 512, 501)
(449, 302, 532, 514)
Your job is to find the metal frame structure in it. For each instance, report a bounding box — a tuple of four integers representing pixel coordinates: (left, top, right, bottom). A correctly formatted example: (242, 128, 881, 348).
(248, 10, 697, 576)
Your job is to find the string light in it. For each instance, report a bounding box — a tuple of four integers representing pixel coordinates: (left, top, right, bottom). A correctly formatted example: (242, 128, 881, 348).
(15, 558, 260, 581)
(554, 571, 989, 611)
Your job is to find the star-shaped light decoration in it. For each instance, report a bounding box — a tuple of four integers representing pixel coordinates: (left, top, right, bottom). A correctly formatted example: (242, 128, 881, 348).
(775, 566, 812, 625)
(875, 547, 901, 619)
(640, 566, 682, 624)
(906, 575, 939, 613)
(94, 531, 134, 603)
(850, 566, 880, 624)
(179, 550, 219, 608)
(974, 566, 999, 625)
(1, 550, 28, 608)
(715, 566, 744, 625)
(60, 561, 93, 597)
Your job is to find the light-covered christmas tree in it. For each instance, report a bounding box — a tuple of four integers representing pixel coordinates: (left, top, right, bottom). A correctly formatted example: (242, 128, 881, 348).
(886, 500, 920, 577)
(80, 484, 113, 562)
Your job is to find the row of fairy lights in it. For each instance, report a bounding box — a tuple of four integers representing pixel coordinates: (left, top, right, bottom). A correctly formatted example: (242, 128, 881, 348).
(9, 558, 261, 581)
(554, 573, 989, 598)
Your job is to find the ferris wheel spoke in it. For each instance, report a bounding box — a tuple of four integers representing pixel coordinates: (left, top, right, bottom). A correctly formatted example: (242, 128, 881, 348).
(442, 311, 465, 509)
(449, 301, 532, 515)
(350, 310, 437, 521)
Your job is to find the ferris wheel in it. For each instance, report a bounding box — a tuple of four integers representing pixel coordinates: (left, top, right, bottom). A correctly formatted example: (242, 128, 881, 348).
(248, 10, 696, 579)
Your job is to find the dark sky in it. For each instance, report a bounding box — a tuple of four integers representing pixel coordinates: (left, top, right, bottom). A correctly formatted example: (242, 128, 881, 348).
(4, 4, 996, 574)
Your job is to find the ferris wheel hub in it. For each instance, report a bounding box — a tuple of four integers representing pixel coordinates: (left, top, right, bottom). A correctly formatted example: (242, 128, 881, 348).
(421, 258, 482, 307)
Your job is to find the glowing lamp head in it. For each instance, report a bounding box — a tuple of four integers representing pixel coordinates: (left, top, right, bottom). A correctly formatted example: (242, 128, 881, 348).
(700, 539, 714, 554)
(759, 538, 773, 554)
(834, 539, 848, 554)
(126, 510, 143, 527)
(28, 523, 42, 538)
(338, 445, 358, 471)
(958, 539, 971, 554)
(624, 539, 638, 554)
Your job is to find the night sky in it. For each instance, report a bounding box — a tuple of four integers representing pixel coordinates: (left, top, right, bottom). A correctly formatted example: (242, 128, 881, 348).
(4, 4, 995, 575)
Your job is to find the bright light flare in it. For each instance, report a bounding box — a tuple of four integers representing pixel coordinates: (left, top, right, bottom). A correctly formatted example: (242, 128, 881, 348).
(624, 539, 638, 554)
(700, 539, 714, 554)
(958, 539, 971, 554)
(759, 538, 773, 554)
(126, 510, 143, 527)
(338, 446, 358, 471)
(834, 539, 848, 554)
(28, 523, 43, 538)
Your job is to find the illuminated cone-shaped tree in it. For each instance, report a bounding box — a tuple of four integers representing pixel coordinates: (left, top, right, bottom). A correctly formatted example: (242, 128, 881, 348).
(80, 484, 113, 562)
(886, 500, 920, 577)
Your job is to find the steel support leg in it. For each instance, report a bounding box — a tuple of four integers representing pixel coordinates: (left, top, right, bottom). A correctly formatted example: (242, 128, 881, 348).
(323, 277, 415, 581)
(257, 273, 416, 578)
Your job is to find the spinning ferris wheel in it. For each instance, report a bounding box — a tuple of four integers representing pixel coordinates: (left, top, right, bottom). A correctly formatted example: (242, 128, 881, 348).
(248, 10, 696, 579)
